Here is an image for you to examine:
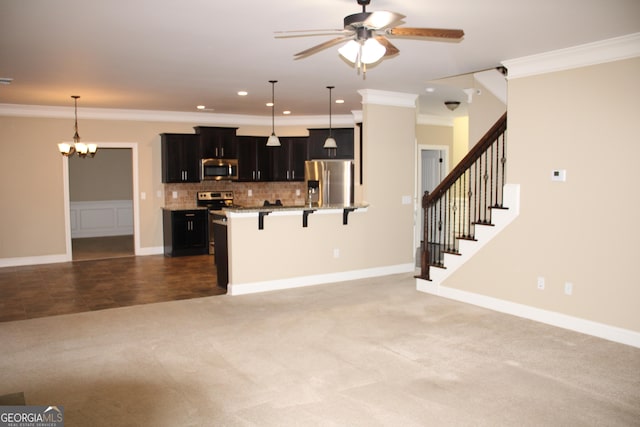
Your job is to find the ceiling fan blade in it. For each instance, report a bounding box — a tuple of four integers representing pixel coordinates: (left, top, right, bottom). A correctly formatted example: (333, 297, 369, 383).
(387, 27, 464, 39)
(375, 36, 399, 57)
(274, 29, 347, 39)
(294, 36, 353, 59)
(363, 11, 406, 30)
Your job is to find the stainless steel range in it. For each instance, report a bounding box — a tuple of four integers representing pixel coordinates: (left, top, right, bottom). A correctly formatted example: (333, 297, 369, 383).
(196, 191, 234, 255)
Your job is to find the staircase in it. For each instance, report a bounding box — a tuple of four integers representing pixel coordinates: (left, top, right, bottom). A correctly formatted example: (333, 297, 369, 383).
(416, 113, 519, 291)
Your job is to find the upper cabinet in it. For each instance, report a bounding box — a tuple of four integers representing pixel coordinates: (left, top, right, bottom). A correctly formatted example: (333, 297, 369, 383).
(195, 126, 238, 159)
(270, 136, 307, 182)
(307, 128, 354, 160)
(161, 133, 201, 183)
(236, 136, 271, 182)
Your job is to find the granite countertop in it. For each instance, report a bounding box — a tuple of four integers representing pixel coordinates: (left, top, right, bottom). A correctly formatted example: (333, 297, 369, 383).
(223, 203, 369, 214)
(162, 206, 208, 211)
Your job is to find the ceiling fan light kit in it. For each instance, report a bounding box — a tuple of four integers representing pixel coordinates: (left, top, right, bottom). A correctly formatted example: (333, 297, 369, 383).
(277, 0, 464, 75)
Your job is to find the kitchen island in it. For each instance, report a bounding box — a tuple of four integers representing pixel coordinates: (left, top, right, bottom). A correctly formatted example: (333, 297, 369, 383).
(223, 203, 372, 295)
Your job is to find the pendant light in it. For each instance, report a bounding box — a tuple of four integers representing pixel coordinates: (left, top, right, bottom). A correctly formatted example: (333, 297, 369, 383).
(323, 86, 337, 149)
(266, 80, 281, 147)
(58, 95, 97, 158)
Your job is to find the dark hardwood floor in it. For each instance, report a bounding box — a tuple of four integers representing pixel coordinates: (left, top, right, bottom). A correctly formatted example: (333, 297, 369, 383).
(0, 254, 226, 322)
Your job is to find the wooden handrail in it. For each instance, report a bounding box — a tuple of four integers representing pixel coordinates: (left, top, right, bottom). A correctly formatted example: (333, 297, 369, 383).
(426, 112, 507, 205)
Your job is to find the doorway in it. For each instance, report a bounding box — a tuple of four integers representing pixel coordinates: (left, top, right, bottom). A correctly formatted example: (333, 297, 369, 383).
(63, 142, 140, 262)
(415, 145, 449, 265)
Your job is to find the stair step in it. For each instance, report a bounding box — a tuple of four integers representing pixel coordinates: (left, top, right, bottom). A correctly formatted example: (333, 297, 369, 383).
(473, 221, 494, 226)
(457, 236, 478, 241)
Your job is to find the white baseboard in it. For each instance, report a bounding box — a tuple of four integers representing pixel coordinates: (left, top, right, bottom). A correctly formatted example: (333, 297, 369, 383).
(416, 279, 640, 349)
(0, 254, 71, 268)
(136, 246, 164, 256)
(0, 246, 164, 268)
(229, 263, 415, 296)
(70, 200, 133, 238)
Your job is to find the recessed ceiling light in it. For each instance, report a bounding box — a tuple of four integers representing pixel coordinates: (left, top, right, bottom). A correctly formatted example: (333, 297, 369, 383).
(196, 105, 206, 110)
(0, 77, 13, 85)
(283, 110, 291, 115)
(425, 87, 435, 93)
(266, 102, 274, 107)
(237, 91, 248, 96)
(335, 99, 344, 104)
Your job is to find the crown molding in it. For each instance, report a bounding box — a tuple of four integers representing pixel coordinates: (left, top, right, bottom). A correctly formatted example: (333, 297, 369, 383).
(502, 32, 640, 79)
(357, 89, 418, 108)
(0, 103, 355, 127)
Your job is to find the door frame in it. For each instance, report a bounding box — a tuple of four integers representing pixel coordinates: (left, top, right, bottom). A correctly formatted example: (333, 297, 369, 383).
(414, 144, 449, 263)
(62, 142, 140, 261)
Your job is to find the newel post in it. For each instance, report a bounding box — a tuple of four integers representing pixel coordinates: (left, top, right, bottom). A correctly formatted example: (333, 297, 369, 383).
(420, 191, 430, 280)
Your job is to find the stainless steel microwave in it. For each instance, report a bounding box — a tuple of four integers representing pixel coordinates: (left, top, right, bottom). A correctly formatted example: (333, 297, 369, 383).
(201, 158, 238, 181)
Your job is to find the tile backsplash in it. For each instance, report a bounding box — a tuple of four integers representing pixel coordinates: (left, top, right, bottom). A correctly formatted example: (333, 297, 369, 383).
(164, 181, 307, 209)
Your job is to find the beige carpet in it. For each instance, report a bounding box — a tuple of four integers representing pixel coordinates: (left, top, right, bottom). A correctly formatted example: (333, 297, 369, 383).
(1, 273, 638, 426)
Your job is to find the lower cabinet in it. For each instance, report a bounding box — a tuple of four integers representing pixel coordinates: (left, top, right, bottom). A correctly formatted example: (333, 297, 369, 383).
(163, 209, 208, 256)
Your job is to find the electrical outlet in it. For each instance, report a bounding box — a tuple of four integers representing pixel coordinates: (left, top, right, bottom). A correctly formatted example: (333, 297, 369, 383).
(296, 189, 301, 196)
(172, 191, 178, 199)
(333, 248, 340, 258)
(248, 189, 253, 197)
(537, 276, 545, 290)
(564, 282, 573, 295)
(140, 192, 146, 200)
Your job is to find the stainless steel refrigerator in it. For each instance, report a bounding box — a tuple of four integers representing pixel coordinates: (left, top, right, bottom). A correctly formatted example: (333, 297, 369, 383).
(304, 160, 354, 206)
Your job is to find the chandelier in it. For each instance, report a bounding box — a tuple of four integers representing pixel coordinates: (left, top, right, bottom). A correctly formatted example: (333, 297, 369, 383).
(58, 95, 97, 158)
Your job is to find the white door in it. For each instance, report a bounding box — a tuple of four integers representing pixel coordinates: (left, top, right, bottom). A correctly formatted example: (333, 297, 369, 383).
(416, 148, 447, 261)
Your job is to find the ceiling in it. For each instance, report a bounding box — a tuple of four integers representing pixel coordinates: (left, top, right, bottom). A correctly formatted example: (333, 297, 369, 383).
(1, 0, 639, 119)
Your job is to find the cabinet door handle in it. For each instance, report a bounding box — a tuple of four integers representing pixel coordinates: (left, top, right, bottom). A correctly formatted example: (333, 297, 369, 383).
(221, 147, 224, 157)
(185, 213, 195, 217)
(252, 171, 256, 180)
(292, 170, 295, 180)
(258, 170, 261, 180)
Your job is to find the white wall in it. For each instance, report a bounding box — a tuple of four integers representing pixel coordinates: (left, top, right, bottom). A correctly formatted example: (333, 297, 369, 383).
(444, 56, 640, 334)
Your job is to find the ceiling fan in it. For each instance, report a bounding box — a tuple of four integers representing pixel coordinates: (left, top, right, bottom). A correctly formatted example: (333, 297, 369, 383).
(275, 0, 464, 75)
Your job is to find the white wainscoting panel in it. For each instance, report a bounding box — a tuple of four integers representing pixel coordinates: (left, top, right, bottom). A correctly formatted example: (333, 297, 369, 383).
(70, 200, 133, 238)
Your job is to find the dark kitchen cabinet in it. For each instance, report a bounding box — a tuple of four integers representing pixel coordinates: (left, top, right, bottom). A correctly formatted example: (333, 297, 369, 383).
(270, 136, 307, 181)
(307, 128, 354, 160)
(195, 126, 238, 159)
(163, 209, 208, 256)
(236, 136, 271, 181)
(161, 133, 201, 183)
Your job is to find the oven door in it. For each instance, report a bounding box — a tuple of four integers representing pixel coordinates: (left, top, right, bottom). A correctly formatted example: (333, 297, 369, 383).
(201, 158, 238, 181)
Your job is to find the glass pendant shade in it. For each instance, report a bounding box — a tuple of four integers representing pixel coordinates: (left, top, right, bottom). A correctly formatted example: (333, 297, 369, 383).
(58, 142, 75, 156)
(266, 132, 281, 147)
(323, 136, 337, 149)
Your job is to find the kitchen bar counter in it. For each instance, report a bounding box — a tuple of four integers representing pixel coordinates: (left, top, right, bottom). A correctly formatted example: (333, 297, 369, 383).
(224, 203, 369, 229)
(223, 202, 375, 295)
